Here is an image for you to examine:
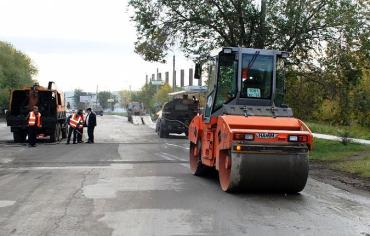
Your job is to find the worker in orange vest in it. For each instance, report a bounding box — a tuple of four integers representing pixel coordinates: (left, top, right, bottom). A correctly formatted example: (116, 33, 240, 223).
(76, 109, 84, 143)
(27, 105, 41, 147)
(66, 110, 83, 144)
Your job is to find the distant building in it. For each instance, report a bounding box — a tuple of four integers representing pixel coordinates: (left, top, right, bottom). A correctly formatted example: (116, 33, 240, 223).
(64, 91, 75, 110)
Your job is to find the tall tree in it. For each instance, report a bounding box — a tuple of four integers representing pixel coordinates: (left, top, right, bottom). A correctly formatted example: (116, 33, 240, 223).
(0, 41, 37, 111)
(98, 91, 110, 110)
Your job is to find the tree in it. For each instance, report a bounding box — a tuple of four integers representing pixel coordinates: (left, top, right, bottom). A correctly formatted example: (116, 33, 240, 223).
(118, 90, 133, 108)
(73, 89, 87, 110)
(138, 83, 157, 113)
(154, 83, 172, 107)
(128, 0, 360, 62)
(98, 91, 115, 110)
(0, 41, 38, 111)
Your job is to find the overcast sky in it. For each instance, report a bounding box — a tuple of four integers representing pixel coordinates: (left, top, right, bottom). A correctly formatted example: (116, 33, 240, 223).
(0, 0, 193, 92)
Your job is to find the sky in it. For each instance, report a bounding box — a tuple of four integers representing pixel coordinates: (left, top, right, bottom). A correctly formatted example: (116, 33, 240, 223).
(0, 0, 194, 92)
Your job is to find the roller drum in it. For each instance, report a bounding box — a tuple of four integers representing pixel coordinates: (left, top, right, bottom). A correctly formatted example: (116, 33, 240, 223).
(220, 144, 309, 193)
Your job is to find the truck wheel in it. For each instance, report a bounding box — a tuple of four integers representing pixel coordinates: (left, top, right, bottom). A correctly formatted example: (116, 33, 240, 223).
(13, 130, 26, 143)
(56, 123, 62, 141)
(49, 126, 58, 143)
(189, 141, 209, 176)
(61, 125, 67, 139)
(159, 126, 166, 138)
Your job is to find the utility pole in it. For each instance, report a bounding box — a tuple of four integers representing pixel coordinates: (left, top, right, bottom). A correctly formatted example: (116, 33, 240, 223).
(95, 84, 98, 107)
(180, 69, 184, 88)
(172, 55, 176, 91)
(189, 68, 193, 86)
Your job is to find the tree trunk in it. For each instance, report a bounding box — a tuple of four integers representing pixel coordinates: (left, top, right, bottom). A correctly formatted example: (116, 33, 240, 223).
(256, 0, 267, 48)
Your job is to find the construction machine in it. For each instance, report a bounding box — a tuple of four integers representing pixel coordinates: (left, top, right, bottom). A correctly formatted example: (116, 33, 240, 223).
(188, 47, 313, 193)
(156, 95, 199, 138)
(127, 102, 144, 123)
(6, 82, 67, 143)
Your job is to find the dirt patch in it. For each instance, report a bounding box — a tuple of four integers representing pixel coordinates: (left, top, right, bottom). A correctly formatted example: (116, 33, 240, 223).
(310, 161, 370, 196)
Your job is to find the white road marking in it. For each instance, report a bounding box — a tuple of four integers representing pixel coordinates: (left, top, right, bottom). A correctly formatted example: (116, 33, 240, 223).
(0, 158, 14, 164)
(158, 154, 175, 161)
(100, 209, 213, 236)
(165, 143, 190, 150)
(0, 200, 16, 208)
(159, 153, 190, 169)
(180, 163, 190, 169)
(83, 176, 184, 199)
(4, 164, 133, 171)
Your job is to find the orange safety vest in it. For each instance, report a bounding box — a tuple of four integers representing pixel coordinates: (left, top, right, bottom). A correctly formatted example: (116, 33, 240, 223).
(28, 112, 41, 127)
(69, 114, 81, 129)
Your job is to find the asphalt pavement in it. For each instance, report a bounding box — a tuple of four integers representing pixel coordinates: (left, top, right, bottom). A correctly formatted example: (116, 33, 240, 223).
(0, 115, 369, 236)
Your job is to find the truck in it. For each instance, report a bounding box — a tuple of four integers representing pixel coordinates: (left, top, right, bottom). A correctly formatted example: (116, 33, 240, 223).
(93, 105, 104, 116)
(156, 95, 199, 138)
(188, 47, 313, 193)
(6, 82, 67, 143)
(127, 102, 144, 123)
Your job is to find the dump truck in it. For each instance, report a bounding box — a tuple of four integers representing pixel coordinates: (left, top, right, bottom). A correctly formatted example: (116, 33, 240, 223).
(93, 105, 104, 116)
(6, 82, 67, 143)
(127, 102, 144, 123)
(188, 47, 313, 193)
(156, 95, 199, 138)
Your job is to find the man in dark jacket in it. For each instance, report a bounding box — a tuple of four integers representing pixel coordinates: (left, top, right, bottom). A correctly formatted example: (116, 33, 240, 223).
(84, 108, 97, 143)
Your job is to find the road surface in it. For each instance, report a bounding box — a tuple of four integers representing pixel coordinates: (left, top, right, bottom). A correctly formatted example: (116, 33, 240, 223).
(0, 115, 369, 236)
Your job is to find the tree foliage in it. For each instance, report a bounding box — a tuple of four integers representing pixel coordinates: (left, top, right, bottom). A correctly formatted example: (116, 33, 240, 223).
(0, 41, 37, 112)
(154, 83, 172, 106)
(128, 0, 361, 62)
(98, 91, 117, 110)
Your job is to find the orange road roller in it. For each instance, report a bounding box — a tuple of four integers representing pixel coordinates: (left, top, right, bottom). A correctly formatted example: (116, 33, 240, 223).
(188, 47, 313, 192)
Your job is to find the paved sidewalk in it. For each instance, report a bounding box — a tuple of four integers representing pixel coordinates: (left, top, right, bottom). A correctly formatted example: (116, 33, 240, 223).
(313, 133, 370, 145)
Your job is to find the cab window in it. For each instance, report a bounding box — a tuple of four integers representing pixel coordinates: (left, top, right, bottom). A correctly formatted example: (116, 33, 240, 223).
(213, 53, 237, 111)
(241, 54, 273, 99)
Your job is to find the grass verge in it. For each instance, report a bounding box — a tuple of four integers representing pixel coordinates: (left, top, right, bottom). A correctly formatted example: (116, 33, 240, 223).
(331, 156, 370, 178)
(310, 139, 370, 178)
(105, 112, 127, 116)
(310, 139, 370, 161)
(306, 121, 370, 140)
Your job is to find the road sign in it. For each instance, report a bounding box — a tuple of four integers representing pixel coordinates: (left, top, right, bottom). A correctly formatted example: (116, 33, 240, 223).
(151, 80, 164, 85)
(80, 96, 92, 103)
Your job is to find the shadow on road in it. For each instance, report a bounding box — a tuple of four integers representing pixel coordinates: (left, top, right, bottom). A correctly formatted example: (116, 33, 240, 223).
(193, 168, 306, 201)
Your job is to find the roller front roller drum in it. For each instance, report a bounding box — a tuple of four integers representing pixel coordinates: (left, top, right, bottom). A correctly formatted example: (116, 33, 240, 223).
(219, 144, 309, 193)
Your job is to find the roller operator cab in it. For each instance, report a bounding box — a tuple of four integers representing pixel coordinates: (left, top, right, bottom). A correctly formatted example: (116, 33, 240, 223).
(188, 47, 313, 193)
